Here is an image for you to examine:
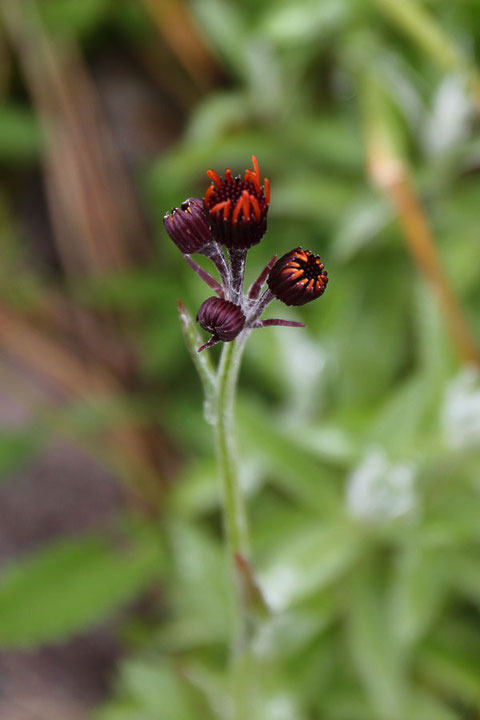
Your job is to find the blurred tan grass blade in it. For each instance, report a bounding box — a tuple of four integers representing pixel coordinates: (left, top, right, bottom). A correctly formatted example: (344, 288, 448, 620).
(362, 76, 480, 368)
(142, 0, 220, 91)
(2, 0, 148, 277)
(0, 0, 174, 507)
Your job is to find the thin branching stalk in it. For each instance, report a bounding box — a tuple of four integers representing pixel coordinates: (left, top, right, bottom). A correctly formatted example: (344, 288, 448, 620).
(228, 249, 248, 304)
(173, 155, 324, 718)
(178, 305, 256, 717)
(215, 333, 254, 720)
(215, 334, 250, 561)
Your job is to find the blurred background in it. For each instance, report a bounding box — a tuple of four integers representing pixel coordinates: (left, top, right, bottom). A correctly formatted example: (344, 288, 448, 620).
(1, 0, 480, 718)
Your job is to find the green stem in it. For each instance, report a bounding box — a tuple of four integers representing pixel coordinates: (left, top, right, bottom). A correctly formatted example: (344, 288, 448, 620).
(214, 333, 252, 720)
(215, 333, 249, 561)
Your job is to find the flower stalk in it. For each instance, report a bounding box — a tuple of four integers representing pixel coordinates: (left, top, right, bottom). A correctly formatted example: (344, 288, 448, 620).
(215, 335, 250, 562)
(178, 315, 254, 719)
(169, 155, 330, 719)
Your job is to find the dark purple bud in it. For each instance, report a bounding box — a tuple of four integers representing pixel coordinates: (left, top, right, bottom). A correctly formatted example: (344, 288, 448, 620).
(196, 297, 246, 347)
(163, 197, 213, 254)
(267, 247, 328, 306)
(203, 155, 270, 250)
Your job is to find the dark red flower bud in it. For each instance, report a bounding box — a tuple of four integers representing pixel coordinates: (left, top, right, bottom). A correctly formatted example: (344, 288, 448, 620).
(203, 155, 270, 250)
(164, 197, 213, 254)
(267, 247, 328, 306)
(197, 297, 246, 344)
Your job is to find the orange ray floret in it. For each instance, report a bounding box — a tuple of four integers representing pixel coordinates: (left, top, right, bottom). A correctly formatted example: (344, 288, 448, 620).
(207, 169, 221, 187)
(242, 190, 251, 220)
(288, 270, 304, 281)
(210, 199, 231, 221)
(222, 199, 231, 219)
(204, 185, 216, 203)
(294, 250, 308, 263)
(232, 195, 244, 223)
(264, 177, 270, 204)
(250, 195, 261, 221)
(251, 155, 262, 194)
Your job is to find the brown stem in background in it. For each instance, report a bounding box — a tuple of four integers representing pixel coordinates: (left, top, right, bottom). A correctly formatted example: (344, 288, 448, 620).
(2, 0, 149, 276)
(362, 67, 480, 368)
(371, 160, 480, 367)
(141, 0, 220, 91)
(0, 0, 181, 508)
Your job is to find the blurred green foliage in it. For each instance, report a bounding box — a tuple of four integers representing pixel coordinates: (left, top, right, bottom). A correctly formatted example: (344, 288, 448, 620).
(2, 0, 480, 718)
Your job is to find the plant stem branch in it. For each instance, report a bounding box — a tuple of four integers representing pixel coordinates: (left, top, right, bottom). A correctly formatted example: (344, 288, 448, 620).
(214, 333, 254, 720)
(215, 334, 249, 561)
(228, 249, 248, 304)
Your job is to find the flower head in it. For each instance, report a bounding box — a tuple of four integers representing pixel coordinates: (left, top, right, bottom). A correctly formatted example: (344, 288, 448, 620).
(267, 247, 328, 306)
(203, 155, 270, 250)
(163, 197, 213, 254)
(196, 297, 246, 351)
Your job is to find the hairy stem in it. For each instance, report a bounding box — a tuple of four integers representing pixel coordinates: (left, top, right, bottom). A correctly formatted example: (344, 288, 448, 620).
(228, 248, 248, 304)
(215, 333, 253, 719)
(204, 242, 231, 289)
(215, 334, 249, 561)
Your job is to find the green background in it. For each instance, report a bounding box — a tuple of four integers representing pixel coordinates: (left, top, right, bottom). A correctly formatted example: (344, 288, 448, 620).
(1, 0, 480, 718)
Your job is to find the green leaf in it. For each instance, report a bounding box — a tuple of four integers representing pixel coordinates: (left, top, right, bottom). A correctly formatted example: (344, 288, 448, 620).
(187, 91, 250, 141)
(261, 0, 350, 47)
(370, 0, 468, 73)
(368, 372, 439, 454)
(334, 194, 392, 262)
(95, 659, 201, 720)
(163, 521, 229, 647)
(191, 0, 246, 77)
(389, 545, 446, 647)
(419, 621, 480, 707)
(347, 560, 407, 720)
(0, 524, 163, 647)
(259, 522, 361, 609)
(239, 399, 343, 508)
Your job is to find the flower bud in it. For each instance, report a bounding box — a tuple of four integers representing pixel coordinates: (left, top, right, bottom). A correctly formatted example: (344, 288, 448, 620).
(196, 297, 246, 342)
(163, 197, 213, 254)
(267, 247, 328, 306)
(203, 156, 270, 250)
